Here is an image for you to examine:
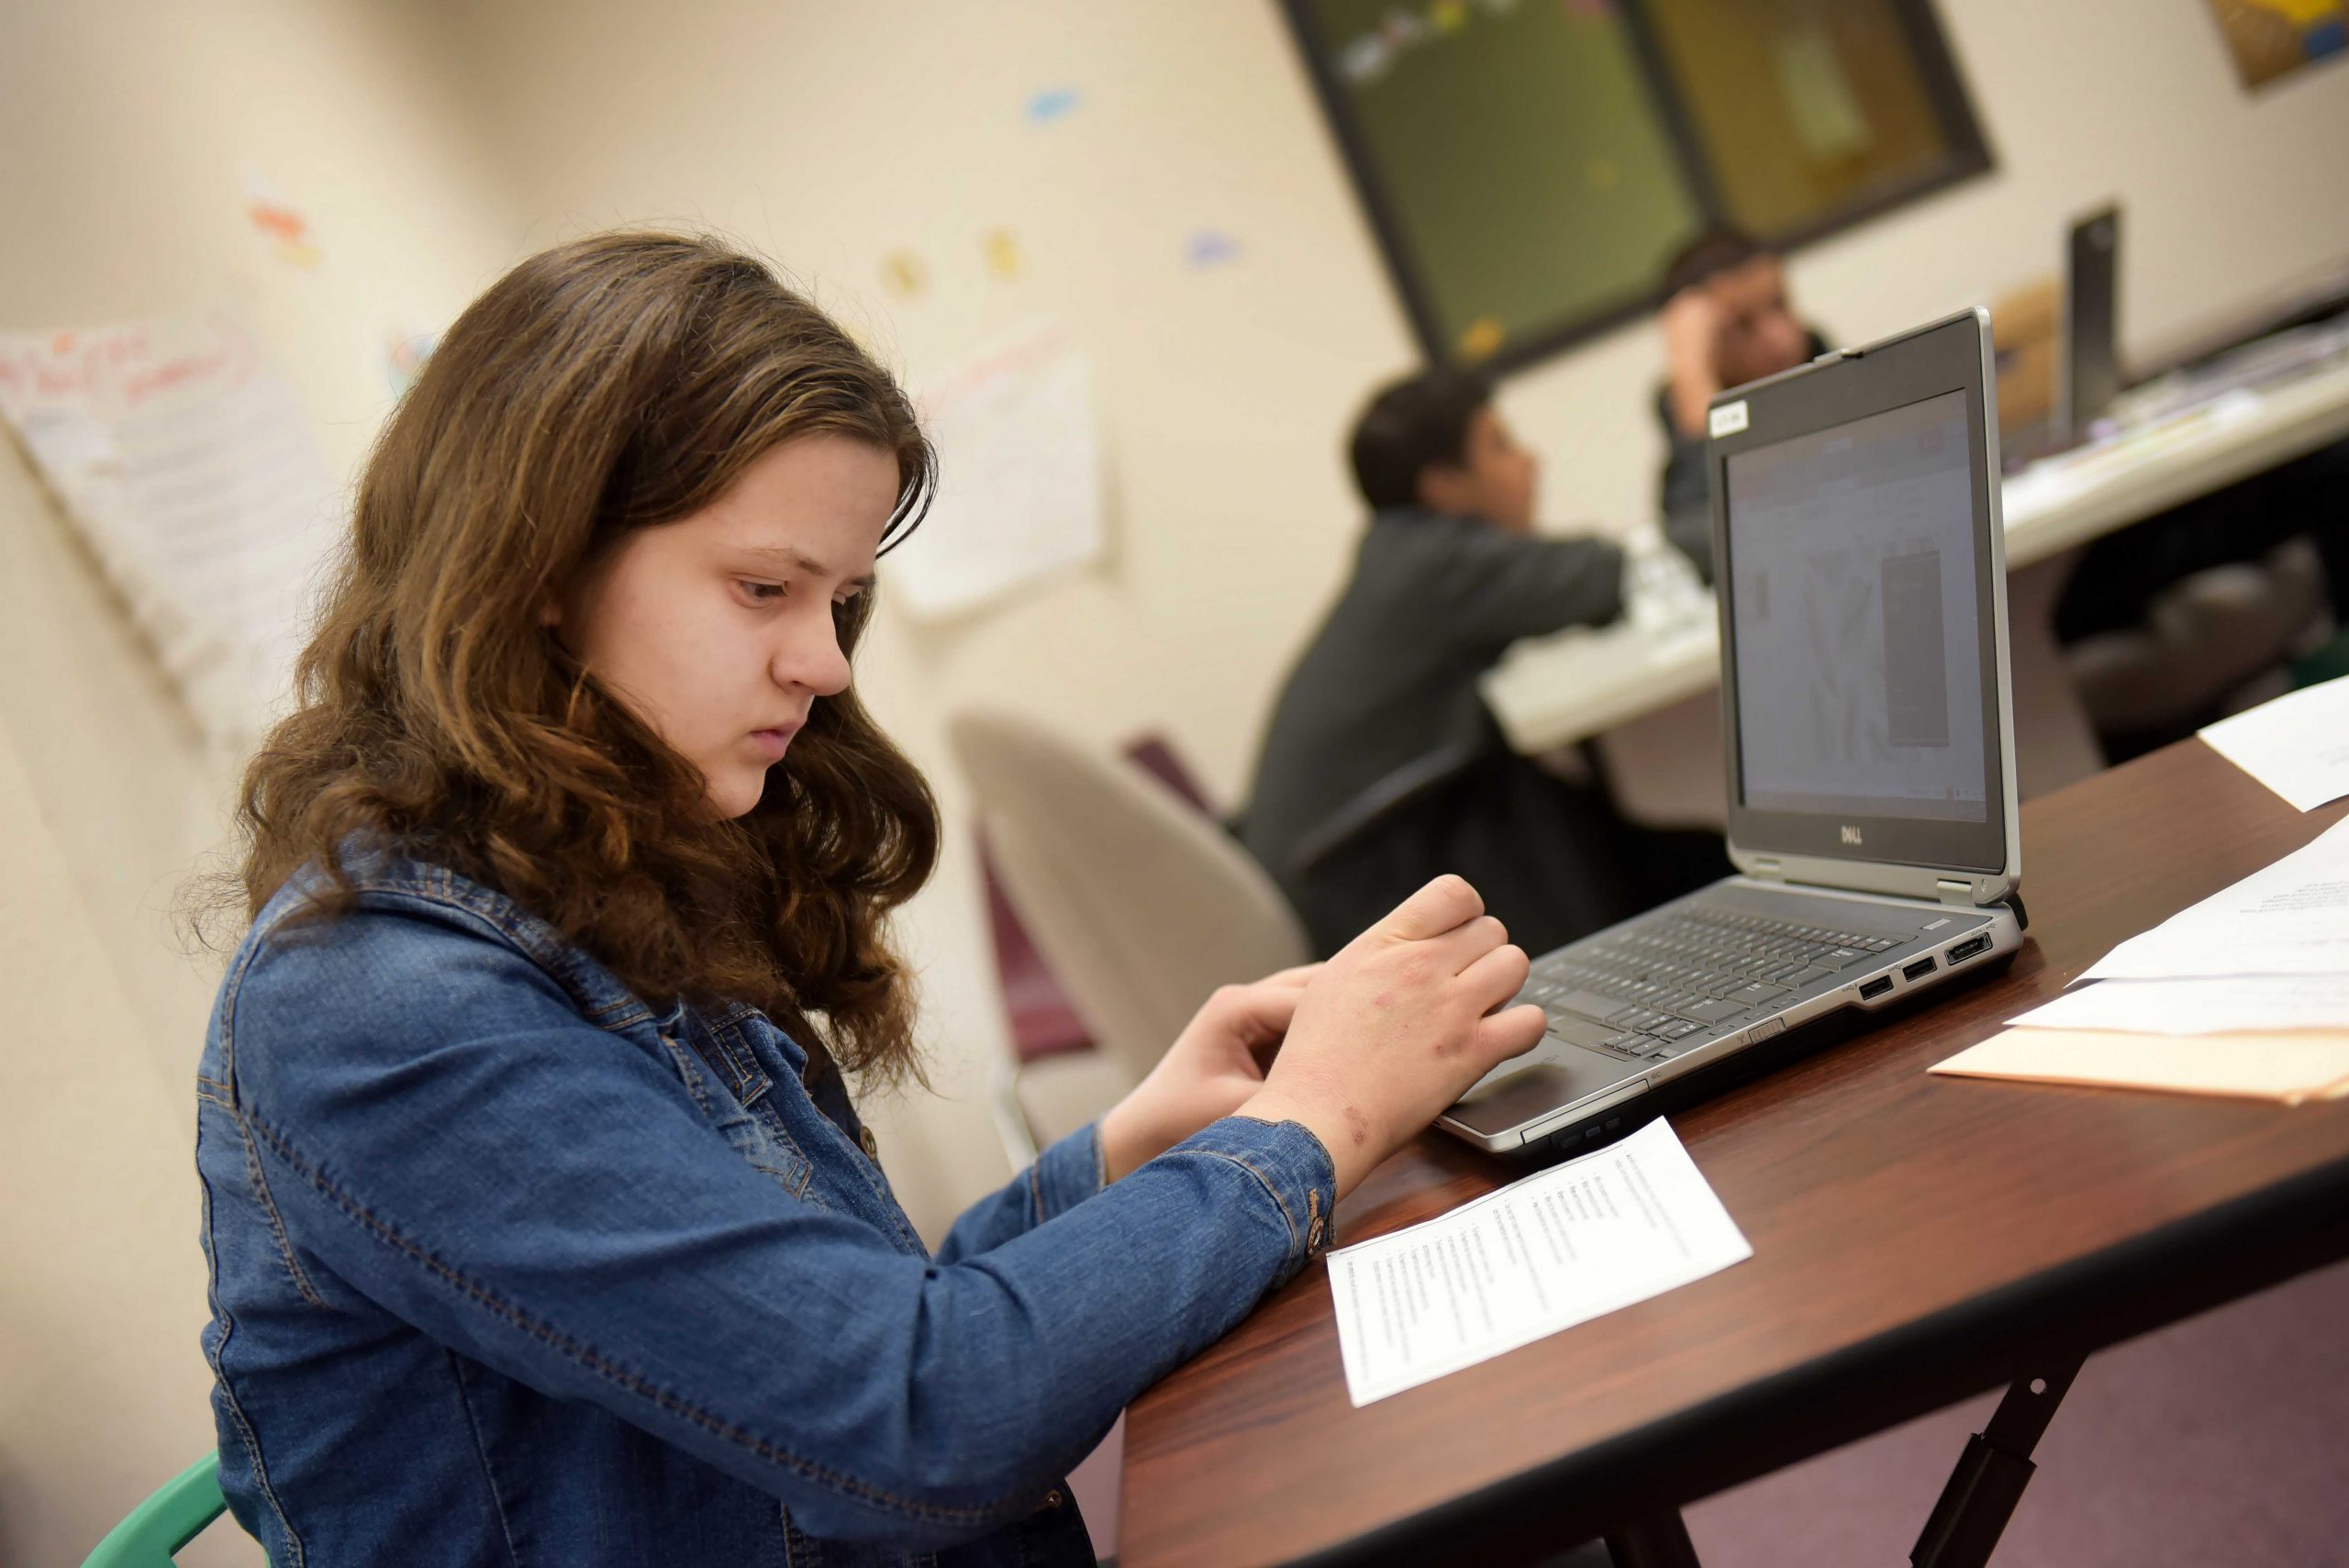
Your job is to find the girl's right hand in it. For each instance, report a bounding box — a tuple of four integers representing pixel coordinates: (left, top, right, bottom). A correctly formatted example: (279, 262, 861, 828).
(1238, 875, 1546, 1199)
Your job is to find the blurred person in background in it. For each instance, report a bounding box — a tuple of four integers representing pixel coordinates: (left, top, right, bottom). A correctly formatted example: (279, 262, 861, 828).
(1652, 228, 2349, 755)
(1653, 228, 1830, 582)
(1243, 366, 1724, 962)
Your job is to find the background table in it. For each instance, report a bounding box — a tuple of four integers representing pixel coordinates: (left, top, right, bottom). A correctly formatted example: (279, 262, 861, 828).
(1482, 351, 2349, 760)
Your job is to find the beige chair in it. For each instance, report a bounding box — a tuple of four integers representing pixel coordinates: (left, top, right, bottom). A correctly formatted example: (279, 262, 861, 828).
(946, 709, 1311, 1161)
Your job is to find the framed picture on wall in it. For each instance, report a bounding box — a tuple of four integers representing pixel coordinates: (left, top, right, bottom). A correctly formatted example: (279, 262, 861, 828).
(1279, 0, 1994, 374)
(2202, 0, 2347, 91)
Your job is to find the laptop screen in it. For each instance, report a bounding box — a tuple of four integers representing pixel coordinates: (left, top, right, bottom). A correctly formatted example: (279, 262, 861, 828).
(1724, 388, 1991, 829)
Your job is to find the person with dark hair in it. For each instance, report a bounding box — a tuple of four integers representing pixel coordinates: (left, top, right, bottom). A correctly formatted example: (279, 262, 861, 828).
(189, 232, 1553, 1566)
(1242, 367, 1723, 962)
(1653, 228, 1829, 579)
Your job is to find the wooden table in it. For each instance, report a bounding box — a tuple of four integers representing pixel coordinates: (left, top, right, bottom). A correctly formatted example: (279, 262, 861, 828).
(1119, 739, 2349, 1567)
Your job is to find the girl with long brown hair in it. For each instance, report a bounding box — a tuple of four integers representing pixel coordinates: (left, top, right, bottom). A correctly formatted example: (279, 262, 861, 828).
(193, 231, 1541, 1566)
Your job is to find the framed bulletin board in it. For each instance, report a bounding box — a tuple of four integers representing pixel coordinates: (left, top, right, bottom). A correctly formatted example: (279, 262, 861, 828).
(1281, 0, 1993, 373)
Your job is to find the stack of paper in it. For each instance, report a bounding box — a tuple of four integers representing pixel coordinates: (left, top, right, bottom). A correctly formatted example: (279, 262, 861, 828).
(1932, 817, 2349, 1103)
(2199, 672, 2349, 812)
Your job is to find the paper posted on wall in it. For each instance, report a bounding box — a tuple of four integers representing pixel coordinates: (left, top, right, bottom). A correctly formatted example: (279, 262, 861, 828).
(0, 310, 340, 747)
(893, 318, 1105, 621)
(1326, 1118, 1750, 1407)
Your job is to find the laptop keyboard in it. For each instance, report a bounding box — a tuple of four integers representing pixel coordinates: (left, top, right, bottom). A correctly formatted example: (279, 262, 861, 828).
(1520, 906, 1904, 1065)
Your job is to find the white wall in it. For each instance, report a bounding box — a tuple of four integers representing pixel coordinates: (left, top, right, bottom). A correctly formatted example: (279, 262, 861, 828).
(0, 708, 260, 1567)
(0, 2, 518, 1560)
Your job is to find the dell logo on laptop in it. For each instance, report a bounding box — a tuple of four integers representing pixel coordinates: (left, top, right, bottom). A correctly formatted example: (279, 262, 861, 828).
(1841, 825, 1864, 845)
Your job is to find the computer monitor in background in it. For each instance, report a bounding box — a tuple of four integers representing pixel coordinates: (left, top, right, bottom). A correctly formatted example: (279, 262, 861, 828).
(2058, 205, 2121, 443)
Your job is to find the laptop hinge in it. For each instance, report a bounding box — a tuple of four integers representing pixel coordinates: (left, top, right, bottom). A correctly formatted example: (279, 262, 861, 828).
(1750, 856, 1786, 881)
(1936, 877, 1976, 906)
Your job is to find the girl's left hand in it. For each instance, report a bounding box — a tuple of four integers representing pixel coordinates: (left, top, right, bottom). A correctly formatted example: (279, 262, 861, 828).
(1097, 965, 1321, 1181)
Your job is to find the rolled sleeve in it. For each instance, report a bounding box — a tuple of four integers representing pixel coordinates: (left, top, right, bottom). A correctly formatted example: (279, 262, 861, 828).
(1186, 1115, 1341, 1284)
(1029, 1121, 1108, 1223)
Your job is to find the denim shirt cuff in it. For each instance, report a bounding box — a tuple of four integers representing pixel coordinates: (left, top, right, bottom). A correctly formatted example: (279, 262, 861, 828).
(1181, 1116, 1341, 1284)
(1027, 1121, 1109, 1227)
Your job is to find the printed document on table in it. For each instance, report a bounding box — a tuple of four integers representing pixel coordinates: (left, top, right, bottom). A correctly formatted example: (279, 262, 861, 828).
(1326, 1118, 1749, 1407)
(2011, 973, 2349, 1035)
(2199, 673, 2349, 811)
(2081, 816, 2349, 982)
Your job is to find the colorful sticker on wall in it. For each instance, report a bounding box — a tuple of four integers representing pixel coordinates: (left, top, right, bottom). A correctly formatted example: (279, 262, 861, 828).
(1026, 86, 1082, 125)
(1183, 229, 1241, 271)
(242, 169, 321, 269)
(384, 328, 438, 396)
(1458, 317, 1506, 360)
(1338, 0, 1533, 84)
(878, 250, 929, 301)
(985, 228, 1024, 282)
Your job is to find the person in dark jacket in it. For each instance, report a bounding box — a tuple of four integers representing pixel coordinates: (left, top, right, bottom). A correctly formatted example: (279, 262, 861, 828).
(1653, 228, 1829, 581)
(1242, 367, 1725, 961)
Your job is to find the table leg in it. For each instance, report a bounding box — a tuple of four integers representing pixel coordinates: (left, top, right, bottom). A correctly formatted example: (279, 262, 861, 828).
(1602, 1508, 1703, 1568)
(1909, 1352, 2087, 1568)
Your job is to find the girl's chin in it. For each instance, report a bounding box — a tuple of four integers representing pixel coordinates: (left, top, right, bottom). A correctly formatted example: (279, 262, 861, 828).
(707, 772, 771, 820)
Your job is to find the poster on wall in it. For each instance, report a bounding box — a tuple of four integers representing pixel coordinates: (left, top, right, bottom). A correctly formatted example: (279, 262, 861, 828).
(0, 309, 340, 749)
(893, 317, 1106, 621)
(2204, 0, 2346, 89)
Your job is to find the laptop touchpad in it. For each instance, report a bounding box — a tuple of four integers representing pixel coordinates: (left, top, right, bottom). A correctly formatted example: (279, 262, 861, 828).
(1447, 1046, 1636, 1138)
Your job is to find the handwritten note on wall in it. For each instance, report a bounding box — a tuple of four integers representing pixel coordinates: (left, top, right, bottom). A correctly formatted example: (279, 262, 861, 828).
(895, 317, 1106, 621)
(0, 310, 340, 746)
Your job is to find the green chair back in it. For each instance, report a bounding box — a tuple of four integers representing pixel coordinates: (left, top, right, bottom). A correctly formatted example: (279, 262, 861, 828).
(82, 1453, 228, 1568)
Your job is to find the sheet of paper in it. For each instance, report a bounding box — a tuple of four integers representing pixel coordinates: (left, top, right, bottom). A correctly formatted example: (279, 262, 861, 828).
(2011, 973, 2349, 1036)
(2081, 816, 2349, 982)
(1326, 1118, 1750, 1407)
(2199, 674, 2349, 811)
(1932, 1026, 2349, 1105)
(0, 309, 339, 746)
(894, 318, 1104, 621)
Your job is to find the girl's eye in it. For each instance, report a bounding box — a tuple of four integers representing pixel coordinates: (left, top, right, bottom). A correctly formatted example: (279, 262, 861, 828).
(739, 580, 788, 605)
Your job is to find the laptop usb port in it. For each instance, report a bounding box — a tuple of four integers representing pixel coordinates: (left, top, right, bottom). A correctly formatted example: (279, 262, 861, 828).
(1859, 975, 1894, 1000)
(1902, 956, 1938, 981)
(1946, 934, 1992, 964)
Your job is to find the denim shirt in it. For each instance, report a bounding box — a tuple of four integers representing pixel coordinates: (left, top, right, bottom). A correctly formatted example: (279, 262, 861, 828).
(195, 851, 1337, 1566)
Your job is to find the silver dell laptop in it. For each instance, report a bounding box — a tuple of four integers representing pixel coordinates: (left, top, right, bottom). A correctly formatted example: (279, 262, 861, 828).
(1443, 308, 2028, 1158)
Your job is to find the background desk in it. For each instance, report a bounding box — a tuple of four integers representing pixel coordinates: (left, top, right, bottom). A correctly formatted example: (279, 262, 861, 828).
(1119, 738, 2349, 1568)
(1480, 353, 2349, 822)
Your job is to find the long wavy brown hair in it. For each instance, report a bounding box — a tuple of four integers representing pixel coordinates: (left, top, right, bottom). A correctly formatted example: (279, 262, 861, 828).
(216, 231, 941, 1086)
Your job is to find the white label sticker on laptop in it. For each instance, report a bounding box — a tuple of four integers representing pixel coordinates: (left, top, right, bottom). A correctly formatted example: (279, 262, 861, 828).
(1709, 399, 1749, 437)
